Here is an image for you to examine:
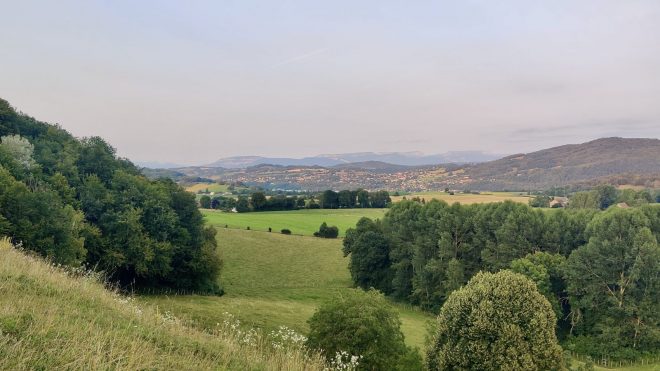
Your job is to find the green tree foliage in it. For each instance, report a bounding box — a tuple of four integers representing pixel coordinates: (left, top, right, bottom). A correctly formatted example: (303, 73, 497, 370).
(510, 252, 567, 329)
(313, 222, 339, 238)
(564, 208, 659, 357)
(235, 196, 250, 212)
(595, 184, 618, 209)
(199, 195, 211, 209)
(250, 191, 267, 211)
(306, 289, 421, 371)
(338, 189, 356, 208)
(356, 189, 369, 208)
(568, 191, 599, 209)
(0, 98, 221, 293)
(0, 135, 36, 169)
(343, 218, 392, 293)
(319, 190, 339, 209)
(426, 271, 565, 371)
(529, 194, 552, 207)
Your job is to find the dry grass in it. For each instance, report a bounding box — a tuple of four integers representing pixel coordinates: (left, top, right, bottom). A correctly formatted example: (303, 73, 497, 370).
(390, 191, 532, 205)
(0, 238, 326, 370)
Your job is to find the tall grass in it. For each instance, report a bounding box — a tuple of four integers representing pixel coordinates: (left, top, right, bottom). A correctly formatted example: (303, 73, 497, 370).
(0, 238, 327, 370)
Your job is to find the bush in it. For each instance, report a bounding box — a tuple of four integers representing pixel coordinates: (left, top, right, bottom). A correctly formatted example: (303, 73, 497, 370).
(313, 222, 339, 238)
(280, 229, 291, 235)
(426, 271, 564, 370)
(306, 289, 422, 370)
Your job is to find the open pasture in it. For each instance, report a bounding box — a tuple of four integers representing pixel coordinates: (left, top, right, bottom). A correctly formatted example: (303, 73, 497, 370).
(142, 228, 432, 350)
(201, 208, 387, 237)
(391, 191, 532, 205)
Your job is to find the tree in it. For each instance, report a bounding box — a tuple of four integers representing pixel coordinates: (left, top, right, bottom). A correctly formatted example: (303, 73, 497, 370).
(235, 196, 250, 212)
(199, 195, 211, 209)
(356, 189, 370, 208)
(0, 134, 36, 169)
(564, 208, 659, 355)
(319, 190, 339, 209)
(306, 289, 421, 371)
(369, 190, 391, 208)
(595, 184, 618, 210)
(529, 194, 552, 208)
(568, 191, 599, 209)
(338, 190, 356, 208)
(426, 271, 564, 371)
(343, 218, 392, 293)
(250, 191, 267, 211)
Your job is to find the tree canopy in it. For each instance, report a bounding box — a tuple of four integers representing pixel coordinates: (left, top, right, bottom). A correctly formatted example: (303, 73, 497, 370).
(426, 271, 564, 371)
(0, 98, 221, 293)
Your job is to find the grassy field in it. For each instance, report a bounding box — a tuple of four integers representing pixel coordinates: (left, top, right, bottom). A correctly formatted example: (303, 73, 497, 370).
(202, 208, 388, 237)
(391, 191, 532, 205)
(0, 238, 326, 370)
(143, 228, 433, 351)
(186, 183, 231, 194)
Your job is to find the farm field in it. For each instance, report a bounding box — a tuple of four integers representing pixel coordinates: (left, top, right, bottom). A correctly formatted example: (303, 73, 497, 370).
(391, 191, 532, 205)
(185, 182, 231, 194)
(201, 208, 388, 237)
(142, 228, 433, 351)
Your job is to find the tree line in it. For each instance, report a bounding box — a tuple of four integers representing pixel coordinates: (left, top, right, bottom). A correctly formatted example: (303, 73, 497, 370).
(0, 98, 221, 293)
(343, 199, 659, 360)
(199, 189, 391, 212)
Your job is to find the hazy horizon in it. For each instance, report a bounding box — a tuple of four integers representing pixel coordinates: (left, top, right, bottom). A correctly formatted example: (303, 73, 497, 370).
(2, 1, 660, 165)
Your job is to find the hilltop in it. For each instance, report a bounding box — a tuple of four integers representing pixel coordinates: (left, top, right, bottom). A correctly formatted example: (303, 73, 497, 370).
(461, 137, 660, 190)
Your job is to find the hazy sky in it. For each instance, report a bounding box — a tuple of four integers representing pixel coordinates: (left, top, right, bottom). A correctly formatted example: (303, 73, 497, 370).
(2, 1, 659, 165)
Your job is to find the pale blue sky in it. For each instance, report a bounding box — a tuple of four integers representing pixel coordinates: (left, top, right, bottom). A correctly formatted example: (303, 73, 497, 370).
(2, 1, 659, 164)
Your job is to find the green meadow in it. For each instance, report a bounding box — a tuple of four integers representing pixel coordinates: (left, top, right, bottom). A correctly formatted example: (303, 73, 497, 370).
(201, 208, 388, 236)
(142, 228, 433, 350)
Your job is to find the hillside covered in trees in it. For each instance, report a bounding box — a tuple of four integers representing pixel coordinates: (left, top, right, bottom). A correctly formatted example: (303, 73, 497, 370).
(0, 98, 221, 293)
(343, 200, 660, 360)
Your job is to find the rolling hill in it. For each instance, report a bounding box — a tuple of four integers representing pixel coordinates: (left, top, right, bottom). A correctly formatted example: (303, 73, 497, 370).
(205, 151, 502, 168)
(461, 137, 660, 190)
(148, 137, 660, 191)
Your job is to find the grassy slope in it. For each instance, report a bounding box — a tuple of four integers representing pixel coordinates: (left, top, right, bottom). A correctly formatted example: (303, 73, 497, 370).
(202, 208, 388, 237)
(0, 239, 325, 370)
(143, 228, 432, 350)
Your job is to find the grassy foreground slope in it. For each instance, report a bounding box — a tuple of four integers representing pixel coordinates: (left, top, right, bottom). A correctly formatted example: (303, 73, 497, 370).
(202, 208, 387, 236)
(0, 238, 325, 370)
(144, 228, 432, 350)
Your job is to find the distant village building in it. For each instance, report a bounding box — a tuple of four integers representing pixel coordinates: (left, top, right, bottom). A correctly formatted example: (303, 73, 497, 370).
(550, 197, 569, 208)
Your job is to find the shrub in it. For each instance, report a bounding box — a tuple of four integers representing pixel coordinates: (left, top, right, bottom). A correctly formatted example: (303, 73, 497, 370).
(306, 289, 422, 370)
(280, 229, 291, 235)
(426, 271, 564, 370)
(313, 222, 339, 238)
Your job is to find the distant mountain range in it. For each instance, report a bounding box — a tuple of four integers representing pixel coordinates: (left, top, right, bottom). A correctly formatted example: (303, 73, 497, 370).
(145, 138, 660, 191)
(204, 151, 503, 168)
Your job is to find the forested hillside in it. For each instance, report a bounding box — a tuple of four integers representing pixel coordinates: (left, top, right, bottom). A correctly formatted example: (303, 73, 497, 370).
(0, 98, 221, 293)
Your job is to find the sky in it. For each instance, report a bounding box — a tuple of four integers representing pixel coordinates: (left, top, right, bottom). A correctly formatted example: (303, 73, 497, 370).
(1, 0, 659, 165)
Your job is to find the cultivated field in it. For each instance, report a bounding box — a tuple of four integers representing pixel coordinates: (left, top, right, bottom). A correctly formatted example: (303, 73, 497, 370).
(391, 191, 532, 205)
(143, 228, 432, 350)
(185, 183, 231, 194)
(201, 208, 388, 237)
